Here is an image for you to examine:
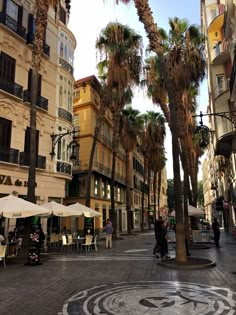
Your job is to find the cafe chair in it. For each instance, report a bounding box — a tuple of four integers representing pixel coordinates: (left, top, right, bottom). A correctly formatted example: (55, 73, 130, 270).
(0, 245, 7, 268)
(61, 235, 71, 252)
(81, 234, 92, 252)
(91, 235, 98, 251)
(67, 234, 76, 250)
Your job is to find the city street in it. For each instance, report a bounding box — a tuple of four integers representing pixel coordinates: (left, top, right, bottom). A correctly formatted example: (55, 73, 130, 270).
(1, 232, 236, 314)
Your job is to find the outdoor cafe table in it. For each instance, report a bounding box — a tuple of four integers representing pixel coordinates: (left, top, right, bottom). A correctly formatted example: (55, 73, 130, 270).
(73, 237, 85, 251)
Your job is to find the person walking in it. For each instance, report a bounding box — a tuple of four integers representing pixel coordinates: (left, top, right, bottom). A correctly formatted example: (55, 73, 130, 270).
(103, 219, 113, 249)
(212, 218, 221, 248)
(153, 216, 170, 259)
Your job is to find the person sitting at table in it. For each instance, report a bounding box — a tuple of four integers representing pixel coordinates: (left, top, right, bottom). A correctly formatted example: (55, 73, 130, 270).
(0, 229, 6, 245)
(8, 231, 17, 256)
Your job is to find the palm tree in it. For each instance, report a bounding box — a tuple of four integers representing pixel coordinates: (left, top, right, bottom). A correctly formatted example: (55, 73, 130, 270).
(113, 1, 206, 263)
(120, 106, 143, 234)
(96, 22, 143, 236)
(142, 111, 166, 221)
(22, 0, 62, 260)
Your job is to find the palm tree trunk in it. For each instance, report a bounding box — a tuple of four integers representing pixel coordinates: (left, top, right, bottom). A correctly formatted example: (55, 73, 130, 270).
(170, 103, 187, 263)
(111, 110, 120, 237)
(153, 170, 157, 220)
(157, 170, 162, 218)
(141, 155, 147, 231)
(125, 151, 132, 234)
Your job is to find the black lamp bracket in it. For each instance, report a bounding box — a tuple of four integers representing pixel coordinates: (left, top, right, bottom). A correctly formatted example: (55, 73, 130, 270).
(50, 128, 79, 160)
(193, 111, 236, 129)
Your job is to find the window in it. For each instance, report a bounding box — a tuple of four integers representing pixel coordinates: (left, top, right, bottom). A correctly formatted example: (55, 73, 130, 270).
(210, 9, 217, 20)
(59, 7, 66, 24)
(107, 184, 111, 200)
(94, 177, 99, 196)
(0, 117, 11, 147)
(6, 0, 18, 21)
(59, 86, 63, 107)
(101, 180, 106, 198)
(117, 187, 121, 202)
(0, 52, 16, 82)
(216, 74, 224, 95)
(60, 43, 63, 57)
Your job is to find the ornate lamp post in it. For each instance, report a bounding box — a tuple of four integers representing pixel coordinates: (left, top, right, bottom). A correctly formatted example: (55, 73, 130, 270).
(50, 128, 80, 162)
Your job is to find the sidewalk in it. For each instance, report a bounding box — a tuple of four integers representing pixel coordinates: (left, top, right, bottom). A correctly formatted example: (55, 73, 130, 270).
(0, 230, 236, 315)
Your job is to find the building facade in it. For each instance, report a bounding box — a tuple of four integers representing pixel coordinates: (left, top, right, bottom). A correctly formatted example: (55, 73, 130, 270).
(0, 0, 75, 233)
(201, 0, 236, 231)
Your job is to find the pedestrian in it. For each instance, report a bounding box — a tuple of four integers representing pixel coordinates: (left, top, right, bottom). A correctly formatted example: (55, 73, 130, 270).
(103, 219, 113, 249)
(212, 217, 221, 248)
(0, 229, 5, 245)
(153, 216, 170, 259)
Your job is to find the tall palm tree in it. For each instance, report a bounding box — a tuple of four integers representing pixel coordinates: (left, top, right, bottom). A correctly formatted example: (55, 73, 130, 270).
(113, 1, 206, 263)
(120, 106, 143, 234)
(142, 111, 166, 221)
(96, 22, 143, 236)
(22, 0, 61, 260)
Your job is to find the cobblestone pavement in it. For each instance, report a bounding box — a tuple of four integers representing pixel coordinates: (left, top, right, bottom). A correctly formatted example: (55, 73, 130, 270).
(1, 232, 236, 315)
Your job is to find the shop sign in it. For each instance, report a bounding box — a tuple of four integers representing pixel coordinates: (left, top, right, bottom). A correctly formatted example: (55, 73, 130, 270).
(0, 174, 37, 187)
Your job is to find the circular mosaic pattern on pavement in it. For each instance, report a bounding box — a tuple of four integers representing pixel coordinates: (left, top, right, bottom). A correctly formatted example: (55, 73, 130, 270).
(61, 281, 236, 315)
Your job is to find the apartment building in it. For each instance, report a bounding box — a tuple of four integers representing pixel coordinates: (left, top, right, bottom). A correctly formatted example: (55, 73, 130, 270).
(201, 0, 236, 231)
(0, 0, 75, 231)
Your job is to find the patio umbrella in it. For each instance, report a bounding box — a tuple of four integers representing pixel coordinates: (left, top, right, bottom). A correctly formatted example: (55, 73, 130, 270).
(170, 204, 205, 217)
(67, 203, 101, 218)
(41, 201, 84, 217)
(0, 195, 51, 218)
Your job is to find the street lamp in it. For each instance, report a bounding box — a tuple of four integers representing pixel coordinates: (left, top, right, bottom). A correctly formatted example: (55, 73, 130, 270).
(50, 128, 79, 161)
(193, 110, 236, 148)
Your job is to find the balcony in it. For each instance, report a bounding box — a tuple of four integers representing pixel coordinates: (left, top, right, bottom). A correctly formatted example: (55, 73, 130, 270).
(0, 147, 19, 164)
(0, 78, 23, 99)
(208, 4, 225, 33)
(0, 11, 26, 40)
(58, 107, 73, 123)
(26, 32, 50, 57)
(212, 40, 230, 65)
(94, 161, 112, 177)
(98, 134, 112, 148)
(59, 57, 73, 75)
(23, 90, 48, 111)
(19, 152, 46, 169)
(57, 161, 72, 175)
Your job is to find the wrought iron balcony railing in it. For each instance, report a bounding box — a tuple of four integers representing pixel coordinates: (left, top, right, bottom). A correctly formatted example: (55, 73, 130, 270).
(0, 11, 26, 39)
(19, 152, 46, 169)
(0, 77, 23, 98)
(0, 147, 19, 164)
(59, 57, 73, 75)
(23, 90, 48, 111)
(56, 161, 72, 175)
(58, 107, 73, 123)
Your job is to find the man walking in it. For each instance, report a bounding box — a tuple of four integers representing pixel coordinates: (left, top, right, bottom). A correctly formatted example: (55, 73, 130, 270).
(103, 219, 113, 249)
(212, 218, 221, 248)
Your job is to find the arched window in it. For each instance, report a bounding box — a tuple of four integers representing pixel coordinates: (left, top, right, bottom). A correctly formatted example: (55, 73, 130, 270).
(60, 42, 63, 57)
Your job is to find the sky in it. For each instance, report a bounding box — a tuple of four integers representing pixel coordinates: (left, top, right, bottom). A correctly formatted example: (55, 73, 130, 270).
(68, 0, 208, 179)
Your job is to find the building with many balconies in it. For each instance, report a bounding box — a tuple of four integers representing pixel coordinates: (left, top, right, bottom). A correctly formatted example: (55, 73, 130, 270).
(0, 0, 75, 233)
(201, 0, 236, 231)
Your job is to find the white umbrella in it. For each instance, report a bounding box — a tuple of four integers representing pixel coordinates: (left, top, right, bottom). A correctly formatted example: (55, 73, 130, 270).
(41, 201, 70, 217)
(170, 204, 205, 217)
(67, 203, 101, 218)
(0, 195, 51, 218)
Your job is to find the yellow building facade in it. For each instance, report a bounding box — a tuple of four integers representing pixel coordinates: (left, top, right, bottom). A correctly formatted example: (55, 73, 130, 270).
(0, 0, 75, 233)
(70, 75, 127, 234)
